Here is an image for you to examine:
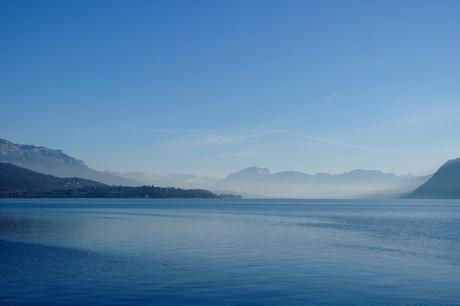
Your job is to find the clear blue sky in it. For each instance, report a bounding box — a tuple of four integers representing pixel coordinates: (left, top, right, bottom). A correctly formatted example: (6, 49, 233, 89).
(1, 0, 460, 177)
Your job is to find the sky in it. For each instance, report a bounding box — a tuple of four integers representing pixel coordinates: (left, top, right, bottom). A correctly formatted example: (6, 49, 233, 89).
(1, 0, 460, 177)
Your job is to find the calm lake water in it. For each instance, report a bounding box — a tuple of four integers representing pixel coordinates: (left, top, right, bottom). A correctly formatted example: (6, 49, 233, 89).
(1, 199, 460, 305)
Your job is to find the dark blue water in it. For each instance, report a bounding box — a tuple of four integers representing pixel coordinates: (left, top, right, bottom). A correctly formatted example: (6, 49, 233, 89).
(1, 199, 460, 305)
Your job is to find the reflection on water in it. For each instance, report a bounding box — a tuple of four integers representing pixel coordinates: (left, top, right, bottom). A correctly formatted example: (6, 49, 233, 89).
(1, 198, 460, 305)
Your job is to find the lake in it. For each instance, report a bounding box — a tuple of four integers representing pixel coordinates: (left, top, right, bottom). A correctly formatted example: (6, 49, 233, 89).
(1, 198, 460, 305)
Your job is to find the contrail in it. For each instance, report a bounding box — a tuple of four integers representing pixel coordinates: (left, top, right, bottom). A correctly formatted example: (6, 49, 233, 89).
(254, 119, 280, 130)
(288, 131, 385, 153)
(323, 93, 339, 102)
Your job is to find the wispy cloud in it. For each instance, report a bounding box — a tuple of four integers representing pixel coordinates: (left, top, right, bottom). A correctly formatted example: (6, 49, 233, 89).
(350, 103, 460, 134)
(284, 131, 385, 153)
(190, 127, 386, 153)
(322, 93, 339, 102)
(189, 119, 281, 146)
(191, 133, 259, 146)
(65, 121, 389, 154)
(61, 127, 215, 134)
(398, 106, 460, 126)
(254, 119, 280, 130)
(208, 150, 264, 159)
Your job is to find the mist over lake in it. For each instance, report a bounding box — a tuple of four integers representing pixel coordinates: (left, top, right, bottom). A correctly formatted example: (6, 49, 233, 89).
(1, 198, 460, 305)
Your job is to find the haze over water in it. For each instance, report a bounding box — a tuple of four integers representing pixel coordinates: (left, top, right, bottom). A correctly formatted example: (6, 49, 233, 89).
(1, 199, 460, 305)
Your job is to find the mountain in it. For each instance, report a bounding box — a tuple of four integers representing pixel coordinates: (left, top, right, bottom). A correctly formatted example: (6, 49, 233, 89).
(3, 135, 429, 198)
(223, 167, 271, 183)
(408, 158, 460, 198)
(0, 162, 226, 198)
(0, 139, 140, 186)
(217, 167, 429, 198)
(0, 162, 105, 196)
(113, 166, 429, 198)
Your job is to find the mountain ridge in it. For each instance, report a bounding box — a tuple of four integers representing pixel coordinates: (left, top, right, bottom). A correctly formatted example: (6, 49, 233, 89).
(0, 162, 223, 198)
(217, 166, 429, 198)
(0, 162, 106, 196)
(0, 138, 140, 186)
(223, 166, 419, 182)
(408, 157, 460, 198)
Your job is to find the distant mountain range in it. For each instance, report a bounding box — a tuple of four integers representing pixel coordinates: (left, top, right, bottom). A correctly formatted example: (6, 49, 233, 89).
(0, 139, 140, 186)
(112, 166, 430, 198)
(0, 137, 442, 198)
(408, 158, 460, 199)
(214, 167, 429, 198)
(0, 162, 222, 198)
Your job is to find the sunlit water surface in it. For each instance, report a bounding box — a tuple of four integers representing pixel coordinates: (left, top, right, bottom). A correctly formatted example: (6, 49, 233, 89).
(1, 199, 460, 305)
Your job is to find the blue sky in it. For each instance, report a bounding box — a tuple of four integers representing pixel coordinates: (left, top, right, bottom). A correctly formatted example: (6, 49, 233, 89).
(1, 0, 460, 177)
